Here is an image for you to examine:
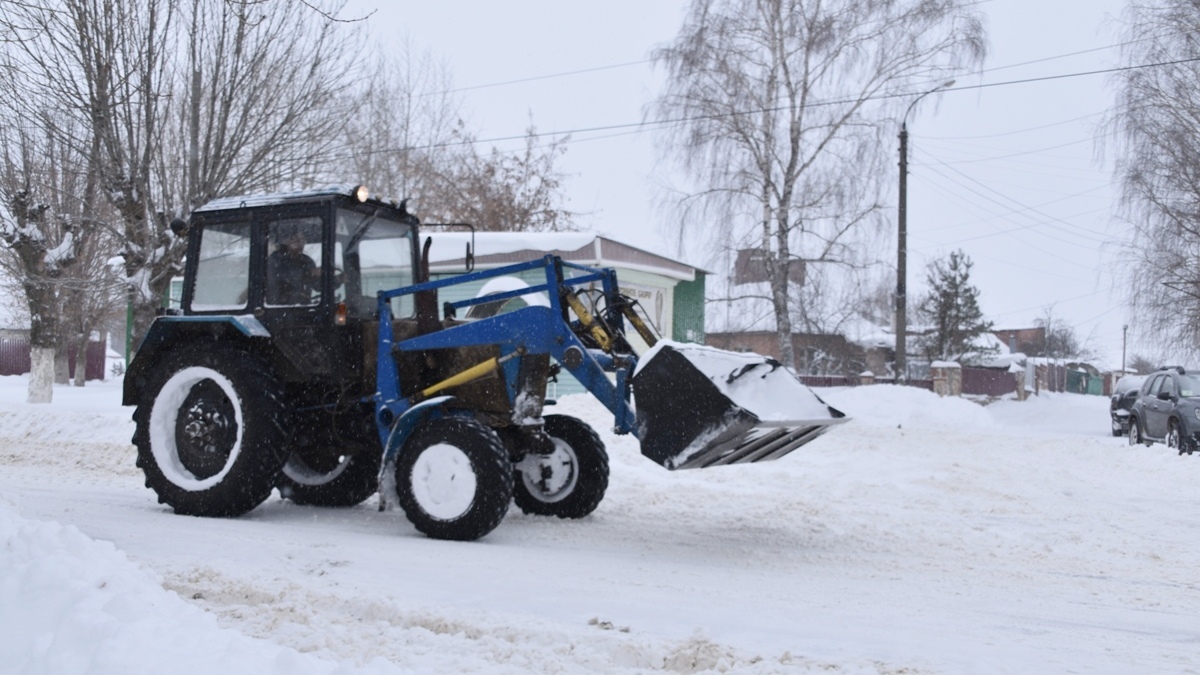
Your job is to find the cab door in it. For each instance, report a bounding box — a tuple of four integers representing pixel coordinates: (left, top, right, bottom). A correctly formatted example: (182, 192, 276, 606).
(254, 208, 343, 380)
(1145, 374, 1175, 439)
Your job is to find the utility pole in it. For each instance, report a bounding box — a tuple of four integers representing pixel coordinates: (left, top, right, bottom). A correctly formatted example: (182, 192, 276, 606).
(896, 80, 954, 382)
(1122, 324, 1128, 373)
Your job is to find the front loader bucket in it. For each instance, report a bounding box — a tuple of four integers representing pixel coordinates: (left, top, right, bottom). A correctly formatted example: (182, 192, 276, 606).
(631, 342, 847, 470)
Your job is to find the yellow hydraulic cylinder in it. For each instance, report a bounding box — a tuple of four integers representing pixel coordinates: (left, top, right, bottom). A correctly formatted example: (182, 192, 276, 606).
(411, 350, 522, 404)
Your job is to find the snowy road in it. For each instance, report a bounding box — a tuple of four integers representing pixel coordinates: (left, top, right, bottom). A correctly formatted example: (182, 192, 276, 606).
(2, 377, 1199, 674)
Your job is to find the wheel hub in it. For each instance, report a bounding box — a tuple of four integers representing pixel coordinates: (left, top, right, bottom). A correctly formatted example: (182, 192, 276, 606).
(410, 443, 477, 521)
(521, 439, 578, 501)
(175, 380, 237, 479)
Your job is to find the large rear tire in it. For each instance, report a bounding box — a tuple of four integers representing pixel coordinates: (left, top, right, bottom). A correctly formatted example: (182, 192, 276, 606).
(278, 440, 381, 507)
(395, 417, 512, 541)
(132, 345, 290, 517)
(513, 415, 609, 519)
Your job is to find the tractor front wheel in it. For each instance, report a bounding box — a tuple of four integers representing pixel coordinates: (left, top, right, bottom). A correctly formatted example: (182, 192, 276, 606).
(133, 345, 290, 517)
(513, 415, 609, 519)
(394, 417, 513, 541)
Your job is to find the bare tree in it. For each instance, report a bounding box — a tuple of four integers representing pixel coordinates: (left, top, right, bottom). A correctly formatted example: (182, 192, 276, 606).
(0, 118, 88, 402)
(159, 0, 360, 213)
(651, 0, 985, 368)
(337, 45, 462, 205)
(1032, 306, 1093, 362)
(2, 0, 361, 353)
(1109, 0, 1200, 357)
(424, 124, 576, 232)
(337, 49, 577, 232)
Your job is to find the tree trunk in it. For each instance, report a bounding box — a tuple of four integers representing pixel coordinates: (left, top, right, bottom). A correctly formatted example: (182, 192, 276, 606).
(73, 332, 89, 386)
(28, 347, 55, 404)
(24, 274, 60, 404)
(53, 334, 70, 384)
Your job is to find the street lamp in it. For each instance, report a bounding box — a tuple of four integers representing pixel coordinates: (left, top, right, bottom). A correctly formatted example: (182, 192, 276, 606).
(895, 79, 954, 382)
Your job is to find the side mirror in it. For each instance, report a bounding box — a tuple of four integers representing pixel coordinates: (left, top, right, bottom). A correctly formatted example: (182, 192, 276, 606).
(169, 217, 189, 237)
(1157, 390, 1173, 401)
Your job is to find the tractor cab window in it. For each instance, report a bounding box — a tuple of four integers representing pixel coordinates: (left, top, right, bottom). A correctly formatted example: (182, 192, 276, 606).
(336, 208, 415, 318)
(266, 217, 324, 306)
(191, 220, 251, 311)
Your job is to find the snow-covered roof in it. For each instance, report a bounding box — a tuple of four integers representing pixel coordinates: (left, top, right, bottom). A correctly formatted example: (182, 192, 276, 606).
(194, 185, 411, 213)
(425, 232, 700, 282)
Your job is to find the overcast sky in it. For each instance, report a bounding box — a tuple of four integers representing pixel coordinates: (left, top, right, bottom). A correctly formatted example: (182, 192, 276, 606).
(346, 0, 1135, 366)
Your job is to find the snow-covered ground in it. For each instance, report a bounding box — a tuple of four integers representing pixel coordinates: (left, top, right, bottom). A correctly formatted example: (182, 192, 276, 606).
(2, 375, 1198, 674)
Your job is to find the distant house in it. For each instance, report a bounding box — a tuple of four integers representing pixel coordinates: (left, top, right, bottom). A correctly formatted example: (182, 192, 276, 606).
(992, 326, 1046, 355)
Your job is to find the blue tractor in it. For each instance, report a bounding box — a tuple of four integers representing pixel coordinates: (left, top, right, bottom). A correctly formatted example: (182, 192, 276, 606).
(124, 186, 846, 540)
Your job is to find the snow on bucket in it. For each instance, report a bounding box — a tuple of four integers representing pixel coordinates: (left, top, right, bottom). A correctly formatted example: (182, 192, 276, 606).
(631, 341, 847, 470)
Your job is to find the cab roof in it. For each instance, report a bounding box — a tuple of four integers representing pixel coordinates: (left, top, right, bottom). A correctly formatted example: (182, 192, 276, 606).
(193, 186, 405, 214)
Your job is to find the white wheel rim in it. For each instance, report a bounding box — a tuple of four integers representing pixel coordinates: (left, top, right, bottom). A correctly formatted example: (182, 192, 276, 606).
(148, 367, 243, 491)
(410, 443, 477, 520)
(283, 453, 351, 486)
(521, 438, 578, 503)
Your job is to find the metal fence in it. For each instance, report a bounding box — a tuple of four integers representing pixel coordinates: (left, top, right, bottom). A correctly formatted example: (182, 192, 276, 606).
(794, 374, 934, 391)
(961, 366, 1017, 397)
(0, 338, 107, 380)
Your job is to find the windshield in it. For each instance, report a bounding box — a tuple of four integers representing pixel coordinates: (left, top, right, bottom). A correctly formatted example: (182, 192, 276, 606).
(335, 208, 415, 318)
(1179, 374, 1200, 398)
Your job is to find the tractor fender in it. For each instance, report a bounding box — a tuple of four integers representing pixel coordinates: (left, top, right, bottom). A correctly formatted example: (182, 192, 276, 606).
(122, 315, 274, 406)
(380, 395, 455, 466)
(376, 395, 454, 511)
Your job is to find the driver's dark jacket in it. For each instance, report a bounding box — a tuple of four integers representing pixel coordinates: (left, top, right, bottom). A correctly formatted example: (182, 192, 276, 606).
(267, 248, 317, 304)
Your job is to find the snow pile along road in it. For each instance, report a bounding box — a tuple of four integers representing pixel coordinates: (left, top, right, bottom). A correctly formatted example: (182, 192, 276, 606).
(1, 375, 1199, 674)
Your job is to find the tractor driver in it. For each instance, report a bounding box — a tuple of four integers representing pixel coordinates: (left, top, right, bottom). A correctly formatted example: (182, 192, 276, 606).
(267, 225, 320, 305)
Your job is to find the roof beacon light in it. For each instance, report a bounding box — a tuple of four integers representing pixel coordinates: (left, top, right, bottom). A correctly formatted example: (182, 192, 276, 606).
(353, 185, 369, 203)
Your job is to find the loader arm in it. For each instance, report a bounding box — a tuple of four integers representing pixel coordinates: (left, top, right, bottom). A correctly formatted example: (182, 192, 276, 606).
(371, 253, 847, 472)
(372, 256, 639, 444)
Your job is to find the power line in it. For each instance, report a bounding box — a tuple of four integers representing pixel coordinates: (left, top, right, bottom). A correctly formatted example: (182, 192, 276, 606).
(922, 110, 1107, 141)
(919, 148, 1110, 242)
(384, 55, 1200, 158)
(442, 59, 653, 95)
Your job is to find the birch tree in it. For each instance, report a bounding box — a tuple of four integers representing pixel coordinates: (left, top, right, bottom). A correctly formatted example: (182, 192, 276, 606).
(1110, 0, 1200, 355)
(651, 0, 985, 367)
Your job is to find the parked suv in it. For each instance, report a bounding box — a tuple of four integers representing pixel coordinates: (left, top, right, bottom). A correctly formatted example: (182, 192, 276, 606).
(1109, 375, 1146, 437)
(1127, 367, 1200, 454)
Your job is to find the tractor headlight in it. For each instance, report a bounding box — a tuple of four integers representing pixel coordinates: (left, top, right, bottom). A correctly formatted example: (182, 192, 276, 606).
(353, 185, 369, 203)
(1193, 408, 1200, 422)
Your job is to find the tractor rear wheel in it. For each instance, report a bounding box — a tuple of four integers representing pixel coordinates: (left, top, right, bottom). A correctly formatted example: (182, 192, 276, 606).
(394, 417, 513, 541)
(279, 441, 381, 507)
(133, 345, 290, 517)
(513, 415, 609, 519)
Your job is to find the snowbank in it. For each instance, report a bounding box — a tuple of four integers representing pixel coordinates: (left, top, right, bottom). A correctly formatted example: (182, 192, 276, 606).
(0, 499, 401, 675)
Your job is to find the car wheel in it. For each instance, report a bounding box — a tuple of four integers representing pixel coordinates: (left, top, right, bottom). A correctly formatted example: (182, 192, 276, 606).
(1111, 416, 1124, 437)
(1128, 417, 1147, 447)
(1167, 420, 1184, 455)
